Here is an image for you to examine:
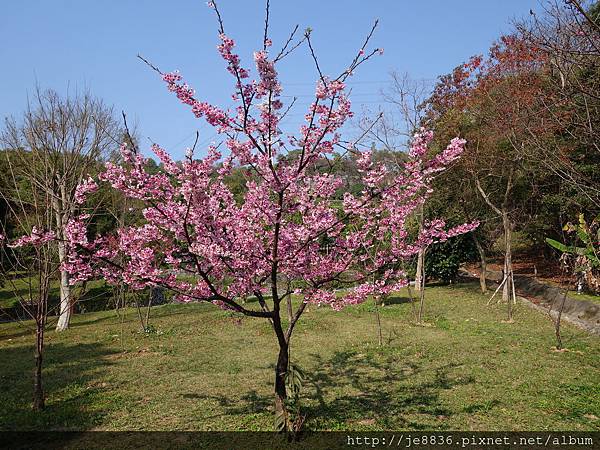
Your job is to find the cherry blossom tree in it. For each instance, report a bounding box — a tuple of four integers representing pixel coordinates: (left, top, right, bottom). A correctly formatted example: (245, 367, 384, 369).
(63, 1, 477, 423)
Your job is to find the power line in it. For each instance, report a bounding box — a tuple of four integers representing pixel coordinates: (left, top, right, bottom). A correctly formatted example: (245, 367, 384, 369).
(281, 78, 436, 86)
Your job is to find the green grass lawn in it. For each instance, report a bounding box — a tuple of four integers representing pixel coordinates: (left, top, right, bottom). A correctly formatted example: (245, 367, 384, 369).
(0, 282, 598, 431)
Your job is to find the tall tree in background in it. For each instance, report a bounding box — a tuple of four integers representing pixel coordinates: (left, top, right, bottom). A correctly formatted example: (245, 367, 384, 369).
(424, 36, 552, 320)
(385, 74, 431, 297)
(1, 89, 122, 331)
(518, 0, 600, 211)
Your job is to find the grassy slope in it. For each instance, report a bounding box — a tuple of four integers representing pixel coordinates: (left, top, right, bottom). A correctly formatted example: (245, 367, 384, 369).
(0, 278, 110, 310)
(542, 280, 600, 305)
(0, 282, 598, 431)
(570, 292, 600, 305)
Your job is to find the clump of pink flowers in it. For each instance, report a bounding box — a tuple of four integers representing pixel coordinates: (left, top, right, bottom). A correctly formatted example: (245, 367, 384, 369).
(7, 227, 56, 248)
(63, 9, 477, 316)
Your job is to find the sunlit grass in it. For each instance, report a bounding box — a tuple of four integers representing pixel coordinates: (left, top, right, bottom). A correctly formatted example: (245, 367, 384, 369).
(0, 282, 598, 431)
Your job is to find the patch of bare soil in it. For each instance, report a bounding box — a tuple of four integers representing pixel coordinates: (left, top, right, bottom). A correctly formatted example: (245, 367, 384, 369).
(465, 252, 575, 288)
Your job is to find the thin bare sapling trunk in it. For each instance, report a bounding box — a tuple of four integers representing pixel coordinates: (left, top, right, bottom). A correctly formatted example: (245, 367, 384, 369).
(417, 247, 427, 323)
(33, 263, 51, 410)
(554, 290, 568, 350)
(414, 204, 425, 292)
(502, 208, 515, 322)
(0, 176, 56, 411)
(374, 295, 383, 347)
(406, 282, 419, 322)
(473, 232, 487, 293)
(414, 248, 425, 292)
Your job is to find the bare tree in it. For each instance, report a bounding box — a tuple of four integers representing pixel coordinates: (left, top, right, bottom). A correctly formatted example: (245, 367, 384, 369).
(384, 73, 431, 133)
(387, 73, 431, 297)
(474, 167, 517, 321)
(2, 88, 122, 331)
(0, 154, 59, 410)
(357, 73, 434, 323)
(359, 71, 430, 153)
(361, 72, 433, 298)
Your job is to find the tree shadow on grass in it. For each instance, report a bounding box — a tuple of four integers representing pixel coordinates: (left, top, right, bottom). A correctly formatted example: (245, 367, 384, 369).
(0, 342, 115, 430)
(61, 302, 204, 330)
(184, 349, 475, 430)
(181, 390, 272, 422)
(384, 294, 414, 306)
(302, 350, 474, 429)
(68, 313, 136, 330)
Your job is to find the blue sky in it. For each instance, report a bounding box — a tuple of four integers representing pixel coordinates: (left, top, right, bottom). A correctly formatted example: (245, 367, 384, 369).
(1, 1, 539, 159)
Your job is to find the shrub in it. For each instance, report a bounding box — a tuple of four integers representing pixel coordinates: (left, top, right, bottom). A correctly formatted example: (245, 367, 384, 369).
(425, 232, 477, 283)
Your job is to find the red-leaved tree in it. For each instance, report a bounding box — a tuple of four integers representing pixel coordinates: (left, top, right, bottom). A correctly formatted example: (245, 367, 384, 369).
(63, 1, 477, 422)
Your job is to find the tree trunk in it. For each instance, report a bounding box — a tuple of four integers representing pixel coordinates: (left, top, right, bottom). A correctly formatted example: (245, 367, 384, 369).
(374, 298, 383, 346)
(414, 248, 425, 292)
(54, 190, 72, 332)
(415, 204, 425, 292)
(55, 240, 72, 331)
(474, 172, 514, 319)
(406, 283, 417, 321)
(286, 296, 293, 324)
(502, 209, 514, 321)
(473, 233, 487, 293)
(418, 277, 426, 323)
(416, 248, 426, 323)
(274, 339, 289, 416)
(33, 321, 45, 411)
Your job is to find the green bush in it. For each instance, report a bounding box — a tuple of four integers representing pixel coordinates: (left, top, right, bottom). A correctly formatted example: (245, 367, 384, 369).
(425, 233, 478, 283)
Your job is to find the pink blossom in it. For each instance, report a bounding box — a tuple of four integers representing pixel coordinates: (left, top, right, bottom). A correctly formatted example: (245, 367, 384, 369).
(63, 21, 477, 317)
(254, 50, 281, 97)
(74, 177, 98, 204)
(8, 227, 56, 248)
